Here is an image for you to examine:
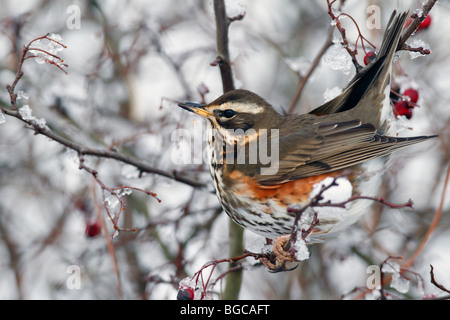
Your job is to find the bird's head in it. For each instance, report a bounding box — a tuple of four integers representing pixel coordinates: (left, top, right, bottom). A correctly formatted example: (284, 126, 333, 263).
(178, 89, 282, 145)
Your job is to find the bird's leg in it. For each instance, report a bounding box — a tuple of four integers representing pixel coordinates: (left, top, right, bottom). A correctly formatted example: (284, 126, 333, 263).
(259, 211, 319, 272)
(260, 235, 299, 272)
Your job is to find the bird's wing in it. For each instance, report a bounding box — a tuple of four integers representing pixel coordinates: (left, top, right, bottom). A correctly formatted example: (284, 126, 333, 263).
(254, 119, 433, 185)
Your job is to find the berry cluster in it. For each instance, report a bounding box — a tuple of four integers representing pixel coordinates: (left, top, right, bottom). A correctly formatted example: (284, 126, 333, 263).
(363, 13, 432, 120)
(392, 88, 420, 120)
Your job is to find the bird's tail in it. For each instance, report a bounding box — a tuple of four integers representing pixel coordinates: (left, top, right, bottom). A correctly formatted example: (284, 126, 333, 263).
(310, 11, 409, 130)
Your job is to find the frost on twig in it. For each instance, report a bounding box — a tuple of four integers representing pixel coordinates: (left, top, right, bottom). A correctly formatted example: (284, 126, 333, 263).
(25, 33, 68, 74)
(326, 0, 376, 73)
(4, 33, 67, 112)
(404, 39, 431, 59)
(18, 104, 48, 129)
(381, 260, 410, 294)
(322, 38, 354, 75)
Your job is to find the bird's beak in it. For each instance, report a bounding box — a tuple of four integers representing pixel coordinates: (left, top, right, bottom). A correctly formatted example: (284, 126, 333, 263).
(178, 102, 214, 119)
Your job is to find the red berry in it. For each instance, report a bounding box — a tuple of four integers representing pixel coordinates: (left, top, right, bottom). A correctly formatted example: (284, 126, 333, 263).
(85, 220, 101, 237)
(363, 51, 376, 65)
(403, 88, 419, 103)
(418, 14, 432, 30)
(393, 101, 413, 119)
(177, 287, 195, 300)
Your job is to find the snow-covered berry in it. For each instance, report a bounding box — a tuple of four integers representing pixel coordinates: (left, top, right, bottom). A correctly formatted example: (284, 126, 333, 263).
(393, 101, 413, 119)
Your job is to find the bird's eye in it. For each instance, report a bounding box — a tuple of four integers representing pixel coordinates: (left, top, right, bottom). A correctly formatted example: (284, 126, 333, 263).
(223, 109, 236, 118)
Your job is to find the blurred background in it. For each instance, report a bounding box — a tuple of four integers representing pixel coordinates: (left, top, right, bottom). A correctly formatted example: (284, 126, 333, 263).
(0, 0, 449, 299)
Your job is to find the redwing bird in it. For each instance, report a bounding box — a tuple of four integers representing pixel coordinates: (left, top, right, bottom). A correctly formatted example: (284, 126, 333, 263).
(178, 11, 437, 270)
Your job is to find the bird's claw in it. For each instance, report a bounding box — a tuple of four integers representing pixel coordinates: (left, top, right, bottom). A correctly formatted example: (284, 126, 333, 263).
(260, 235, 299, 272)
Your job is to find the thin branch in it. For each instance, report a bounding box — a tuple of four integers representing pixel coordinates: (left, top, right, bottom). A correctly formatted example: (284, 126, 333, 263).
(353, 161, 450, 300)
(91, 180, 122, 299)
(430, 265, 450, 294)
(213, 0, 235, 92)
(401, 43, 431, 56)
(78, 159, 160, 237)
(326, 0, 363, 73)
(188, 250, 268, 299)
(398, 0, 438, 50)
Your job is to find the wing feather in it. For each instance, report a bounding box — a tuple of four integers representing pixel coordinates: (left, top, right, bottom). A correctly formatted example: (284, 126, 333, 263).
(255, 119, 434, 185)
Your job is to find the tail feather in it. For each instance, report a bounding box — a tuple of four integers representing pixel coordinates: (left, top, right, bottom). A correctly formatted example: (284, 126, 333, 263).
(310, 11, 409, 124)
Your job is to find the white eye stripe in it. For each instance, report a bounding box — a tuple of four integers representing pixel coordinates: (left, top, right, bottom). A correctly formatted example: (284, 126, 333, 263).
(210, 102, 264, 114)
(221, 109, 236, 118)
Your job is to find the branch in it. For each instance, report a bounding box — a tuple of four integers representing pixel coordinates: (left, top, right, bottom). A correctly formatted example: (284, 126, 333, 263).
(401, 43, 430, 56)
(79, 159, 160, 237)
(213, 0, 235, 92)
(430, 265, 450, 295)
(0, 107, 205, 189)
(90, 181, 122, 299)
(1, 34, 205, 190)
(182, 250, 269, 299)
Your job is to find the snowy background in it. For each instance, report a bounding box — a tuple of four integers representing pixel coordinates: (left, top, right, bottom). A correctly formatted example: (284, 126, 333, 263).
(0, 0, 449, 299)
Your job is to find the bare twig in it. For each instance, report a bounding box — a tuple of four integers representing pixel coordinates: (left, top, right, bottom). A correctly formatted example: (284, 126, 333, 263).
(188, 250, 268, 299)
(213, 0, 235, 93)
(6, 33, 67, 107)
(79, 159, 160, 236)
(401, 43, 431, 56)
(430, 265, 450, 294)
